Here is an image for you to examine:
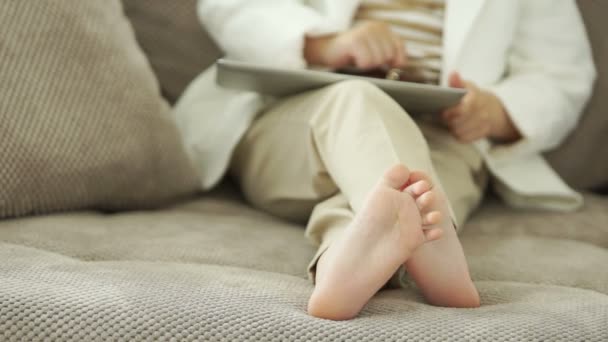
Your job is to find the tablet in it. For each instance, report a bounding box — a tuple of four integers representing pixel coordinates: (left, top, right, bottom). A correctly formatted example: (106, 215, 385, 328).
(216, 59, 465, 114)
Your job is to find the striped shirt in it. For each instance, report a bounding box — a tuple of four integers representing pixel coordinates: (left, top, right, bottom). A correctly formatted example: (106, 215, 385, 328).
(354, 0, 445, 84)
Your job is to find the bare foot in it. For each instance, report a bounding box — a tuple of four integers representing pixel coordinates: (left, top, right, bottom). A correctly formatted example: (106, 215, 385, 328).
(402, 171, 480, 308)
(307, 164, 443, 320)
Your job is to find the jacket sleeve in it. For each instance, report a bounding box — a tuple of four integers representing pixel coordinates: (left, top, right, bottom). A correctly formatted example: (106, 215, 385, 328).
(198, 0, 339, 68)
(489, 0, 596, 156)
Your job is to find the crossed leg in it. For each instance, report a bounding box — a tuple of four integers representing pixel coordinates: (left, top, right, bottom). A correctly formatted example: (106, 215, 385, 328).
(231, 80, 484, 321)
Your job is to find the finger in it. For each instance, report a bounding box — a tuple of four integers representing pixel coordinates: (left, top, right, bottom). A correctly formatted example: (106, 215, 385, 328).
(453, 115, 491, 136)
(445, 90, 477, 123)
(442, 106, 464, 123)
(453, 126, 487, 143)
(445, 100, 474, 129)
(372, 23, 398, 66)
(449, 72, 466, 89)
(363, 37, 386, 68)
(450, 73, 480, 113)
(460, 82, 483, 115)
(352, 41, 375, 69)
(392, 35, 407, 67)
(447, 110, 478, 128)
(464, 127, 491, 142)
(463, 80, 480, 93)
(447, 117, 480, 139)
(378, 35, 395, 66)
(460, 90, 479, 113)
(329, 44, 354, 69)
(441, 108, 453, 122)
(331, 54, 354, 69)
(451, 119, 483, 135)
(450, 72, 479, 93)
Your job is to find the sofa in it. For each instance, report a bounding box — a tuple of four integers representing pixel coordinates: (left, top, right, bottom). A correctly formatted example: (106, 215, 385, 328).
(1, 1, 607, 341)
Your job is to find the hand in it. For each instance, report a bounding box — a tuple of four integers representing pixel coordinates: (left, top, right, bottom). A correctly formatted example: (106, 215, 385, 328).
(304, 21, 407, 70)
(442, 72, 521, 143)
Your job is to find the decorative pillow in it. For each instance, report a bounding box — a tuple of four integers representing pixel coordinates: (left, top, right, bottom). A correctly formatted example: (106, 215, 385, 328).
(546, 1, 608, 191)
(123, 0, 222, 103)
(0, 0, 200, 218)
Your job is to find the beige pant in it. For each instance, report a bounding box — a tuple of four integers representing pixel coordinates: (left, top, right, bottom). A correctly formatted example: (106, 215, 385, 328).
(231, 80, 487, 284)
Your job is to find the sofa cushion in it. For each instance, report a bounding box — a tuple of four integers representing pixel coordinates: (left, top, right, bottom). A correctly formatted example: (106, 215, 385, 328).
(546, 0, 608, 191)
(2, 251, 606, 341)
(123, 0, 223, 103)
(1, 188, 607, 340)
(0, 0, 200, 218)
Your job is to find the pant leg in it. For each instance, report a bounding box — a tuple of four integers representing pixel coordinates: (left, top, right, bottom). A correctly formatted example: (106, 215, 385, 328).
(232, 80, 486, 284)
(230, 85, 341, 224)
(419, 121, 488, 226)
(231, 79, 443, 219)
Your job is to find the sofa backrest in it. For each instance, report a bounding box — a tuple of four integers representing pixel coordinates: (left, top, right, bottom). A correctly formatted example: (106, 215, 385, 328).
(124, 0, 608, 191)
(123, 0, 222, 103)
(545, 0, 608, 191)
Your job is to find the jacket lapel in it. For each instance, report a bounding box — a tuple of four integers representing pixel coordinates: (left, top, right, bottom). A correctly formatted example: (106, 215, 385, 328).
(441, 0, 487, 85)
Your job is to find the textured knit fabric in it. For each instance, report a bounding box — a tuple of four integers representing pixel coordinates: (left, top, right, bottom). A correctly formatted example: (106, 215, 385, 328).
(1, 187, 607, 341)
(0, 0, 200, 218)
(355, 0, 445, 84)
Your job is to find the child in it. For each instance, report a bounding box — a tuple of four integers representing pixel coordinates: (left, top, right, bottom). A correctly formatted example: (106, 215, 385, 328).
(175, 0, 596, 320)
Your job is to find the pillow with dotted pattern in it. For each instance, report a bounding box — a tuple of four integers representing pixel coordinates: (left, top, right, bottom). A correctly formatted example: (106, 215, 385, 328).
(0, 0, 200, 218)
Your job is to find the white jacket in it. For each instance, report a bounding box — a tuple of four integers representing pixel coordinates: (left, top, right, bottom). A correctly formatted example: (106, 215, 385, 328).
(175, 0, 596, 211)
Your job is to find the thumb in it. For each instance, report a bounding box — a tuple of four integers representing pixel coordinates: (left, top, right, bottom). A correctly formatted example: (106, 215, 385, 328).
(449, 72, 466, 89)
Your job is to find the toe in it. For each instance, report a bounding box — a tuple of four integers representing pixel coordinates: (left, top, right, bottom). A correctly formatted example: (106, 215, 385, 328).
(382, 164, 411, 190)
(408, 171, 434, 188)
(422, 211, 442, 226)
(404, 180, 430, 197)
(423, 227, 443, 242)
(416, 191, 435, 210)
